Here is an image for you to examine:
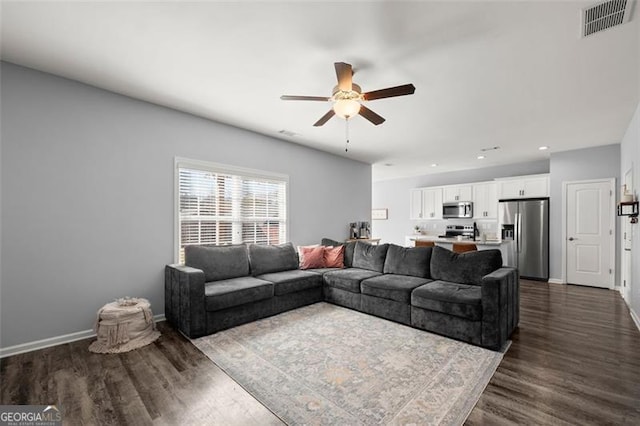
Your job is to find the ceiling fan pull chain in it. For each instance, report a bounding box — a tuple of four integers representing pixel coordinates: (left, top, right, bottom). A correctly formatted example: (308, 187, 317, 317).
(345, 117, 350, 152)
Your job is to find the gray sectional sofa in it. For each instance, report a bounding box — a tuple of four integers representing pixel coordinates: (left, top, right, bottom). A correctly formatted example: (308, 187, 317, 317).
(165, 239, 519, 350)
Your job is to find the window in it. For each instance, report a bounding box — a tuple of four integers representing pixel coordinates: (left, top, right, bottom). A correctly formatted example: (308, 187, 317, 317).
(175, 158, 288, 263)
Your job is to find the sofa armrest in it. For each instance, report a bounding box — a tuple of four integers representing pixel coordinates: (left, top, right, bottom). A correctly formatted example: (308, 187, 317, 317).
(481, 267, 519, 350)
(165, 264, 206, 338)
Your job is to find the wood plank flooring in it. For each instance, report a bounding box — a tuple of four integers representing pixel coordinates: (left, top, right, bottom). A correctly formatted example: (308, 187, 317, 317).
(0, 322, 283, 425)
(1, 280, 639, 425)
(468, 280, 640, 425)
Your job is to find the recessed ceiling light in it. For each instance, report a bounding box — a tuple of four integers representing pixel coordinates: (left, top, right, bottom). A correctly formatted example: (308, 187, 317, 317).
(477, 155, 485, 160)
(431, 163, 438, 167)
(538, 146, 549, 151)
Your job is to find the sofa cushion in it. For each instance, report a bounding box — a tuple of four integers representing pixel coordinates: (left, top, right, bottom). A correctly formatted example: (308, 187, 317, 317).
(205, 277, 274, 311)
(352, 242, 389, 273)
(383, 244, 432, 278)
(248, 242, 299, 276)
(430, 246, 502, 285)
(323, 268, 382, 293)
(321, 238, 356, 267)
(305, 267, 342, 275)
(411, 280, 482, 320)
(185, 244, 249, 282)
(257, 270, 323, 296)
(361, 274, 432, 304)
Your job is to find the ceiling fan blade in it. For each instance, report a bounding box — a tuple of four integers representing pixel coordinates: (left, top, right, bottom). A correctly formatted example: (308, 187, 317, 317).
(313, 110, 335, 127)
(281, 95, 330, 101)
(359, 105, 385, 125)
(362, 84, 416, 101)
(335, 62, 353, 92)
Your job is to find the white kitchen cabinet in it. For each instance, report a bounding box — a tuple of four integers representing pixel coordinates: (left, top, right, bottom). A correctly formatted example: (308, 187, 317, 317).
(423, 188, 443, 219)
(497, 174, 549, 199)
(442, 184, 473, 202)
(410, 187, 442, 220)
(409, 188, 424, 220)
(473, 182, 498, 219)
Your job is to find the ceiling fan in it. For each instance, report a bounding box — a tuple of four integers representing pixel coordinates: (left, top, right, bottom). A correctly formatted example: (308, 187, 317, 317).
(281, 62, 416, 127)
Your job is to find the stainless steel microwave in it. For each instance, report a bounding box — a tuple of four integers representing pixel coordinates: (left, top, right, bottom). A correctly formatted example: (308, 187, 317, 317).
(442, 201, 473, 219)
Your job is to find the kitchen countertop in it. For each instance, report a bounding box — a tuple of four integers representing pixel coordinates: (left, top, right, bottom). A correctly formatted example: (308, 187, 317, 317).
(408, 235, 510, 246)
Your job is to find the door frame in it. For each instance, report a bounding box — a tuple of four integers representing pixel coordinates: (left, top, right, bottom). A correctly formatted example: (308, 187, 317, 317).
(621, 167, 633, 301)
(561, 178, 616, 289)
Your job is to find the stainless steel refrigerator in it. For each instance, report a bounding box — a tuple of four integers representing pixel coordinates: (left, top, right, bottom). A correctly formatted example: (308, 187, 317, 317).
(498, 198, 549, 280)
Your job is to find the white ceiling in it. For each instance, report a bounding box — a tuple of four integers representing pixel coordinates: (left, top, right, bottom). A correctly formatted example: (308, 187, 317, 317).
(1, 1, 639, 181)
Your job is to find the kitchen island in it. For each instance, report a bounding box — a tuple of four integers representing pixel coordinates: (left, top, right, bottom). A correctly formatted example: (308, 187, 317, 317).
(405, 235, 516, 267)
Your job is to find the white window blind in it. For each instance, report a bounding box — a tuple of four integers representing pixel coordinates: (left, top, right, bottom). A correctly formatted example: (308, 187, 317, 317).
(176, 160, 288, 263)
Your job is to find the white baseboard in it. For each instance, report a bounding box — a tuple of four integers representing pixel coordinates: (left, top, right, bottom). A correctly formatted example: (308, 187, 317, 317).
(0, 314, 165, 359)
(630, 308, 640, 333)
(547, 278, 565, 284)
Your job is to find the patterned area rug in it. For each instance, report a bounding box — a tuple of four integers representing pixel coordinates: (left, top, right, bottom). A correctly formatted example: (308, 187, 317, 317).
(193, 303, 505, 425)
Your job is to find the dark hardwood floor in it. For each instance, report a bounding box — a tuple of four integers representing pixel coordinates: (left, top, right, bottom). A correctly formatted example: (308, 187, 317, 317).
(1, 280, 639, 425)
(0, 322, 282, 425)
(468, 280, 640, 425)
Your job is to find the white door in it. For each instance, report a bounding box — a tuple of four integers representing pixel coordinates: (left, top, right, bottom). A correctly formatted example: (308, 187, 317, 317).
(566, 180, 614, 288)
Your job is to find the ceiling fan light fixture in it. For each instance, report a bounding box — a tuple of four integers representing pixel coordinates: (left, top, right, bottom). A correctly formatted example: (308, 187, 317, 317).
(333, 99, 361, 119)
(280, 62, 414, 127)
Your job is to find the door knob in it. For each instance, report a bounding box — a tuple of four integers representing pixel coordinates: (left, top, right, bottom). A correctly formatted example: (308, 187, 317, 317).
(568, 237, 575, 241)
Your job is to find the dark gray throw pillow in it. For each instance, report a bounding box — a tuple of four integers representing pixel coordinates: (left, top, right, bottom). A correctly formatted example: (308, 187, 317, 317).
(352, 242, 389, 272)
(383, 244, 432, 278)
(185, 244, 250, 282)
(320, 237, 356, 268)
(430, 245, 502, 285)
(248, 242, 299, 276)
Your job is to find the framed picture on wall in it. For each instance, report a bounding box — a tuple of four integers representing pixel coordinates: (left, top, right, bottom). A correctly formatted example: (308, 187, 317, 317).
(372, 208, 388, 220)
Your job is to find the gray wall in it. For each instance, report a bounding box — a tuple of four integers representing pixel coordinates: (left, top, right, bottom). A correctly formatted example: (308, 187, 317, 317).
(0, 62, 371, 348)
(372, 160, 550, 245)
(549, 144, 620, 283)
(620, 103, 639, 319)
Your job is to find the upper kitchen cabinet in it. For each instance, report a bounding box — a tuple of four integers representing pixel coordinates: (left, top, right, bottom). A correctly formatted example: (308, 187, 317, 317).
(473, 181, 498, 218)
(442, 184, 473, 202)
(409, 188, 424, 220)
(410, 187, 443, 220)
(497, 174, 549, 199)
(423, 187, 443, 219)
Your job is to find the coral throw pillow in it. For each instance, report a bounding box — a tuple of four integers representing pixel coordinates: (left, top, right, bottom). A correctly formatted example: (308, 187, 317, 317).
(324, 245, 345, 268)
(299, 245, 326, 269)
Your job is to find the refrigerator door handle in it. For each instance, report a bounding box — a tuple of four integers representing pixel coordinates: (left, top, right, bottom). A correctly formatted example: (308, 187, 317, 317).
(516, 212, 522, 253)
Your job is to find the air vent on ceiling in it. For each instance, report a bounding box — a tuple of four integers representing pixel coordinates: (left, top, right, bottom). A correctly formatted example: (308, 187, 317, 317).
(582, 0, 633, 37)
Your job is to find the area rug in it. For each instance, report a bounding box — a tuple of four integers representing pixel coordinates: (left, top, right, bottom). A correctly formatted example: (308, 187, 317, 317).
(192, 303, 506, 425)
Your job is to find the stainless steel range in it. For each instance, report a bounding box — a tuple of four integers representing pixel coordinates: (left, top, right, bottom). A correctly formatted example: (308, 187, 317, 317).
(439, 225, 475, 240)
